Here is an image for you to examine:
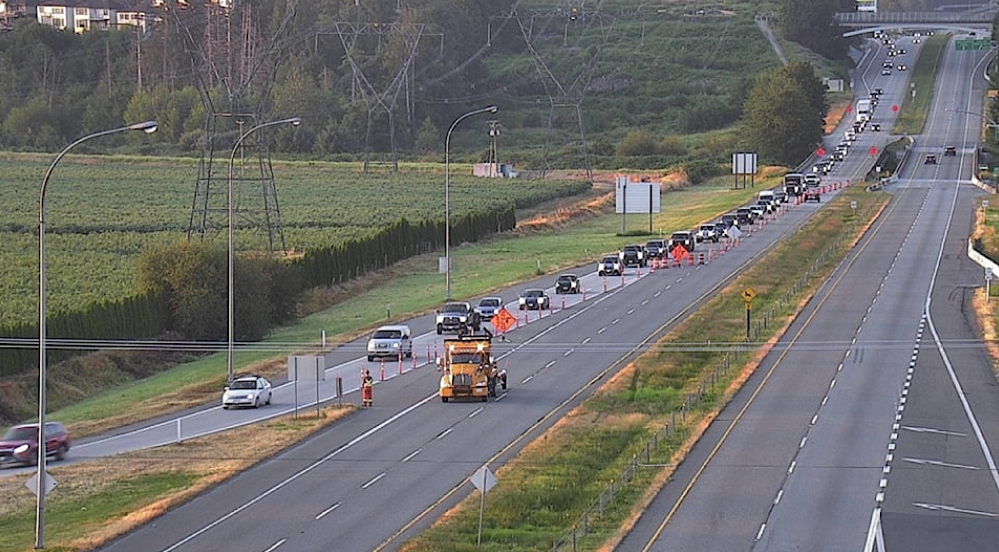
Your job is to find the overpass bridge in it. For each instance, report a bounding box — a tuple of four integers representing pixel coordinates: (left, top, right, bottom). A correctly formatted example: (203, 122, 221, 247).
(834, 6, 995, 37)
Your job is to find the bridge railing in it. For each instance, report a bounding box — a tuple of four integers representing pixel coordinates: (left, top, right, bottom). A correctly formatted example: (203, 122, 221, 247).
(835, 11, 995, 24)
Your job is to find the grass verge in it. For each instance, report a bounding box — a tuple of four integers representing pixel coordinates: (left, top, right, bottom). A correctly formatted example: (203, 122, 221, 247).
(398, 185, 889, 552)
(893, 33, 947, 136)
(0, 405, 353, 552)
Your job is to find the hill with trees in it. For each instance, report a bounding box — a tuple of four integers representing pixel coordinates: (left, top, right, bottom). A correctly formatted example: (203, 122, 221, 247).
(0, 0, 852, 171)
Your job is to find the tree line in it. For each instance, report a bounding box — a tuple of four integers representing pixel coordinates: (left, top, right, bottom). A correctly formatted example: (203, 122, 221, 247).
(0, 0, 845, 167)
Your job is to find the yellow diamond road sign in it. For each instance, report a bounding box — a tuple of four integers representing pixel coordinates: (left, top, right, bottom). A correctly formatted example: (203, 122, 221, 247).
(741, 287, 756, 303)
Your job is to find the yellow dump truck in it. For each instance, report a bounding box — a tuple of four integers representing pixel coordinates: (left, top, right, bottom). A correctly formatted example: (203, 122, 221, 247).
(437, 334, 507, 402)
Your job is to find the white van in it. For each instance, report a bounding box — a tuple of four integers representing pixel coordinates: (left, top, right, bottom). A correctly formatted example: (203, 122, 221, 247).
(758, 190, 775, 203)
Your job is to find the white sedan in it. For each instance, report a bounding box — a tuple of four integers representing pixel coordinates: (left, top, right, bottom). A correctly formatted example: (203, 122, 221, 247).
(222, 375, 273, 409)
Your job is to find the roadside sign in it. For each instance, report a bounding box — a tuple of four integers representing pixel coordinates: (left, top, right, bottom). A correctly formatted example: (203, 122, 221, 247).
(491, 307, 517, 334)
(671, 244, 690, 262)
(471, 466, 497, 493)
(741, 287, 756, 303)
(26, 472, 56, 497)
(869, 146, 878, 156)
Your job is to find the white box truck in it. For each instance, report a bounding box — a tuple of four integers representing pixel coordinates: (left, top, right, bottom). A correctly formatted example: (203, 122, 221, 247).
(856, 99, 872, 122)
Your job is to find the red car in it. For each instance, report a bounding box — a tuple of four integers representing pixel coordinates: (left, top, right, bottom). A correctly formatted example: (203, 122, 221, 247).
(0, 422, 71, 467)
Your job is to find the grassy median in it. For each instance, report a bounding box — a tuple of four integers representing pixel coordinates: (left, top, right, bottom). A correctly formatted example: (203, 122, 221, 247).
(893, 33, 947, 136)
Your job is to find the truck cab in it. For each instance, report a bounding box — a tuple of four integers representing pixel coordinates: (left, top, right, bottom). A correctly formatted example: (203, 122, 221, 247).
(437, 334, 507, 402)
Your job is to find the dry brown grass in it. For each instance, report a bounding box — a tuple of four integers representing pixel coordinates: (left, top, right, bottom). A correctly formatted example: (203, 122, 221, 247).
(0, 405, 354, 552)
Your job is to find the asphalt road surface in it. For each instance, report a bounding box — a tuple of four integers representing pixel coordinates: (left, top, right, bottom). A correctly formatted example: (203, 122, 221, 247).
(79, 146, 865, 550)
(616, 34, 999, 552)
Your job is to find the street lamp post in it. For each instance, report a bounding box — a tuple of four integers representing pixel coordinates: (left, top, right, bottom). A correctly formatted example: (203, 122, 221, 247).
(444, 105, 497, 300)
(37, 120, 158, 549)
(227, 117, 301, 385)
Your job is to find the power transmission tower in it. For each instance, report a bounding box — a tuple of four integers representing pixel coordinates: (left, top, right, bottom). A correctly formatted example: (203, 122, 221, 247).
(158, 0, 297, 252)
(486, 3, 616, 180)
(316, 22, 440, 172)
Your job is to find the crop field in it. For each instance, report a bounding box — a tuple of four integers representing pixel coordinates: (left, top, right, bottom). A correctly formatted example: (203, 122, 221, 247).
(0, 153, 586, 326)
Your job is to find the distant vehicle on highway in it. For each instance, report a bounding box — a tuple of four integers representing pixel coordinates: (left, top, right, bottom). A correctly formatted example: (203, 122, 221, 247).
(518, 289, 550, 310)
(944, 146, 957, 157)
(668, 230, 696, 252)
(644, 239, 667, 259)
(222, 375, 272, 409)
(0, 422, 71, 467)
(436, 302, 480, 335)
(925, 154, 938, 165)
(554, 274, 581, 294)
(695, 224, 719, 243)
(597, 255, 622, 276)
(619, 244, 647, 268)
(475, 297, 503, 321)
(366, 324, 412, 362)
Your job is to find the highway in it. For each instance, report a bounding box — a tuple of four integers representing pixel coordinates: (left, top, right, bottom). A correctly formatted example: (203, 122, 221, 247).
(81, 136, 861, 550)
(616, 34, 999, 552)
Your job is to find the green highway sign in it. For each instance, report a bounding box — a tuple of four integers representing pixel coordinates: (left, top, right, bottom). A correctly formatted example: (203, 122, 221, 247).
(956, 38, 992, 51)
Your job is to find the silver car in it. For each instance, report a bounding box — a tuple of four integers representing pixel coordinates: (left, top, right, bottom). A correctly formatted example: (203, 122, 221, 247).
(366, 324, 412, 361)
(475, 297, 503, 320)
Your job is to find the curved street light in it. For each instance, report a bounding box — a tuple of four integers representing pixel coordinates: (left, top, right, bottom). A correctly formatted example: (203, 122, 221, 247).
(445, 105, 497, 300)
(37, 120, 158, 548)
(227, 117, 301, 385)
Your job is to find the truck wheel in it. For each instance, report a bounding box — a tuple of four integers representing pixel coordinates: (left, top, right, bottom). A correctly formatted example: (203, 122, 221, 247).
(367, 355, 374, 362)
(436, 324, 443, 335)
(441, 397, 449, 403)
(481, 396, 488, 402)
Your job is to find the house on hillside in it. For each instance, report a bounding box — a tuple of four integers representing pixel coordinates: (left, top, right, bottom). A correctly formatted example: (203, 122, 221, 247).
(36, 0, 157, 33)
(0, 2, 30, 30)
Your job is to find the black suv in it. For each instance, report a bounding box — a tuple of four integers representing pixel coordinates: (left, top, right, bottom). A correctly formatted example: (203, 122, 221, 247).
(619, 245, 647, 267)
(644, 239, 666, 259)
(720, 213, 739, 229)
(735, 207, 756, 226)
(554, 274, 581, 294)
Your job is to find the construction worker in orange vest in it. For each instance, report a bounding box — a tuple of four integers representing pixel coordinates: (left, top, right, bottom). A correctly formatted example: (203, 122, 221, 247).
(362, 369, 374, 407)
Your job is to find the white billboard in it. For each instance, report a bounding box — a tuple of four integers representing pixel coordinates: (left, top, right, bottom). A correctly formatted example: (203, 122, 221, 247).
(614, 177, 661, 214)
(732, 152, 758, 175)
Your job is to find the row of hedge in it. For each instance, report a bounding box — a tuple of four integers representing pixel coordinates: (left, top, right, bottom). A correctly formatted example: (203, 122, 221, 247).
(298, 206, 516, 287)
(0, 204, 517, 377)
(0, 290, 169, 377)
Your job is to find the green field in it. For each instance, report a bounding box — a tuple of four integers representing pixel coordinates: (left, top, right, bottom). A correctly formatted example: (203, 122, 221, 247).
(0, 154, 586, 326)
